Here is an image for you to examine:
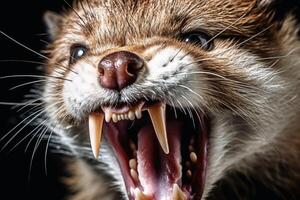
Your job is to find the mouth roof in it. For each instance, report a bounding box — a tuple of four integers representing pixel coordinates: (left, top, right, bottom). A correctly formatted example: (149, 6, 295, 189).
(88, 101, 208, 200)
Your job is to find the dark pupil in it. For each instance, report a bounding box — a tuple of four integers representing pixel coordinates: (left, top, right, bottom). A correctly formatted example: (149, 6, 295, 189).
(185, 34, 205, 45)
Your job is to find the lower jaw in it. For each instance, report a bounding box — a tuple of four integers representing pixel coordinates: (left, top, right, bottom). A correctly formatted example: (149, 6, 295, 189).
(103, 106, 209, 200)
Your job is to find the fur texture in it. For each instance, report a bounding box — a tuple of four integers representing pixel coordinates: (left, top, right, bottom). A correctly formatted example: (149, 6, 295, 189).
(40, 0, 300, 199)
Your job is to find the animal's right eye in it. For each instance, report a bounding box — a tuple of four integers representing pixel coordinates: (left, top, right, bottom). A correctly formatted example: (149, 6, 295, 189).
(70, 45, 88, 64)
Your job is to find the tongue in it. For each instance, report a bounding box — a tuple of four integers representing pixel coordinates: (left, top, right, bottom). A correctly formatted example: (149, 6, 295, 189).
(137, 120, 183, 199)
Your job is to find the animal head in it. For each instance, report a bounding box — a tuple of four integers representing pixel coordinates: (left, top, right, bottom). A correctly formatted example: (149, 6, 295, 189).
(43, 0, 300, 199)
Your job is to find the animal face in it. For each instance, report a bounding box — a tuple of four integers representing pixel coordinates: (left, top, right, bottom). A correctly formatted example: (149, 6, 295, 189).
(43, 0, 300, 199)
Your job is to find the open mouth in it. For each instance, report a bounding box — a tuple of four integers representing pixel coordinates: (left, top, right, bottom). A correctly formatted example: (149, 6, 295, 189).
(88, 101, 208, 200)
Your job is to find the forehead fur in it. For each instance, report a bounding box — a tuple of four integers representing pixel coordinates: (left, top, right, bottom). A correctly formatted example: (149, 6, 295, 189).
(57, 0, 272, 44)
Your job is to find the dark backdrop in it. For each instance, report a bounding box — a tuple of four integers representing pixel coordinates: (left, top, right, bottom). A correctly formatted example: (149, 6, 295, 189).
(1, 1, 299, 200)
(0, 1, 71, 199)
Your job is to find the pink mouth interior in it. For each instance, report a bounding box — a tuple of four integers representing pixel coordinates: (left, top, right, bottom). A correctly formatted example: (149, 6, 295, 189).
(103, 105, 208, 200)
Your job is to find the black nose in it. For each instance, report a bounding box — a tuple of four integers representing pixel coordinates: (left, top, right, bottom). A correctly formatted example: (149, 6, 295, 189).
(98, 51, 144, 91)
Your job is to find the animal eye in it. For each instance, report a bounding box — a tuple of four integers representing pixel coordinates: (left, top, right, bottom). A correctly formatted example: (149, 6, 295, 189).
(70, 45, 88, 64)
(182, 32, 214, 51)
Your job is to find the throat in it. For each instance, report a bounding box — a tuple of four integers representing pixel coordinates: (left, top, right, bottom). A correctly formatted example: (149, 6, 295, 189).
(137, 120, 182, 198)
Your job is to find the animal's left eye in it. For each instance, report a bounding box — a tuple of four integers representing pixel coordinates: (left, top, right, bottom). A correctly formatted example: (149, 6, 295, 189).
(182, 32, 214, 51)
(70, 45, 88, 64)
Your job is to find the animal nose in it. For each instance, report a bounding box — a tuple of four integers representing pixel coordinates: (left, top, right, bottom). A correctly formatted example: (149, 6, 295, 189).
(98, 51, 144, 91)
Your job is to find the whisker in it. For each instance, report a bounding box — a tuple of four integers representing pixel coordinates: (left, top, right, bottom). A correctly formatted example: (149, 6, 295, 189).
(9, 119, 48, 152)
(0, 107, 45, 142)
(0, 108, 46, 151)
(0, 102, 41, 106)
(44, 129, 54, 176)
(0, 59, 45, 65)
(16, 97, 44, 112)
(0, 31, 78, 75)
(28, 125, 49, 182)
(9, 80, 47, 90)
(0, 74, 71, 82)
(0, 30, 50, 60)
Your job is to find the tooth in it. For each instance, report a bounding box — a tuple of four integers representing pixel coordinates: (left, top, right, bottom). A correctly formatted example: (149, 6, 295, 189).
(128, 111, 135, 120)
(147, 103, 169, 154)
(130, 169, 139, 182)
(125, 114, 129, 120)
(88, 113, 104, 159)
(129, 159, 137, 170)
(112, 114, 118, 123)
(135, 109, 142, 119)
(186, 170, 192, 177)
(190, 152, 197, 163)
(172, 184, 187, 200)
(117, 115, 122, 121)
(134, 188, 152, 200)
(104, 111, 112, 122)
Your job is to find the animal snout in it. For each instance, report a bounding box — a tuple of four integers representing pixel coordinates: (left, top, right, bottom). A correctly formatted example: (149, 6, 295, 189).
(98, 51, 144, 91)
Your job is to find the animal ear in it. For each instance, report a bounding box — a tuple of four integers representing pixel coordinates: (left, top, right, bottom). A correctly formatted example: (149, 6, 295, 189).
(44, 11, 63, 40)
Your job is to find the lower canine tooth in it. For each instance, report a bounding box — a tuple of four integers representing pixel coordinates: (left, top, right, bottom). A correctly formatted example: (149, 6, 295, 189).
(147, 103, 169, 154)
(172, 184, 187, 200)
(88, 113, 104, 159)
(134, 188, 152, 200)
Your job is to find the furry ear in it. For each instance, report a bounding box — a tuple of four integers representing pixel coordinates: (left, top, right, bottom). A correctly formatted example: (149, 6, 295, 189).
(44, 11, 63, 40)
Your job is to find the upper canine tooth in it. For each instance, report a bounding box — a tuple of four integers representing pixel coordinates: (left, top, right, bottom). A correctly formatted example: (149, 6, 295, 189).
(172, 184, 187, 200)
(147, 103, 169, 154)
(88, 113, 104, 159)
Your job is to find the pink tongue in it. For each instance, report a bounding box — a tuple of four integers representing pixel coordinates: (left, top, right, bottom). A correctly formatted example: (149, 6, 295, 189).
(137, 120, 183, 199)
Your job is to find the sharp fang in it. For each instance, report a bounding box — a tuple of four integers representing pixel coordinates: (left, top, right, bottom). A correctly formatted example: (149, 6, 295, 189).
(88, 113, 104, 159)
(172, 184, 187, 200)
(134, 188, 152, 200)
(147, 103, 169, 154)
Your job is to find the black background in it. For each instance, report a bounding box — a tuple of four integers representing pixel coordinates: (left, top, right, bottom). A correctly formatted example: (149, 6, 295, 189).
(0, 1, 71, 199)
(0, 1, 299, 200)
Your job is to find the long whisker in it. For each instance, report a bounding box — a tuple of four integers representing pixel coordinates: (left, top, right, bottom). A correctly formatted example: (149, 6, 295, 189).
(0, 102, 41, 106)
(9, 80, 47, 90)
(0, 74, 71, 82)
(44, 129, 54, 175)
(0, 31, 49, 60)
(9, 119, 48, 152)
(0, 31, 78, 75)
(28, 125, 49, 182)
(0, 59, 45, 65)
(0, 108, 46, 150)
